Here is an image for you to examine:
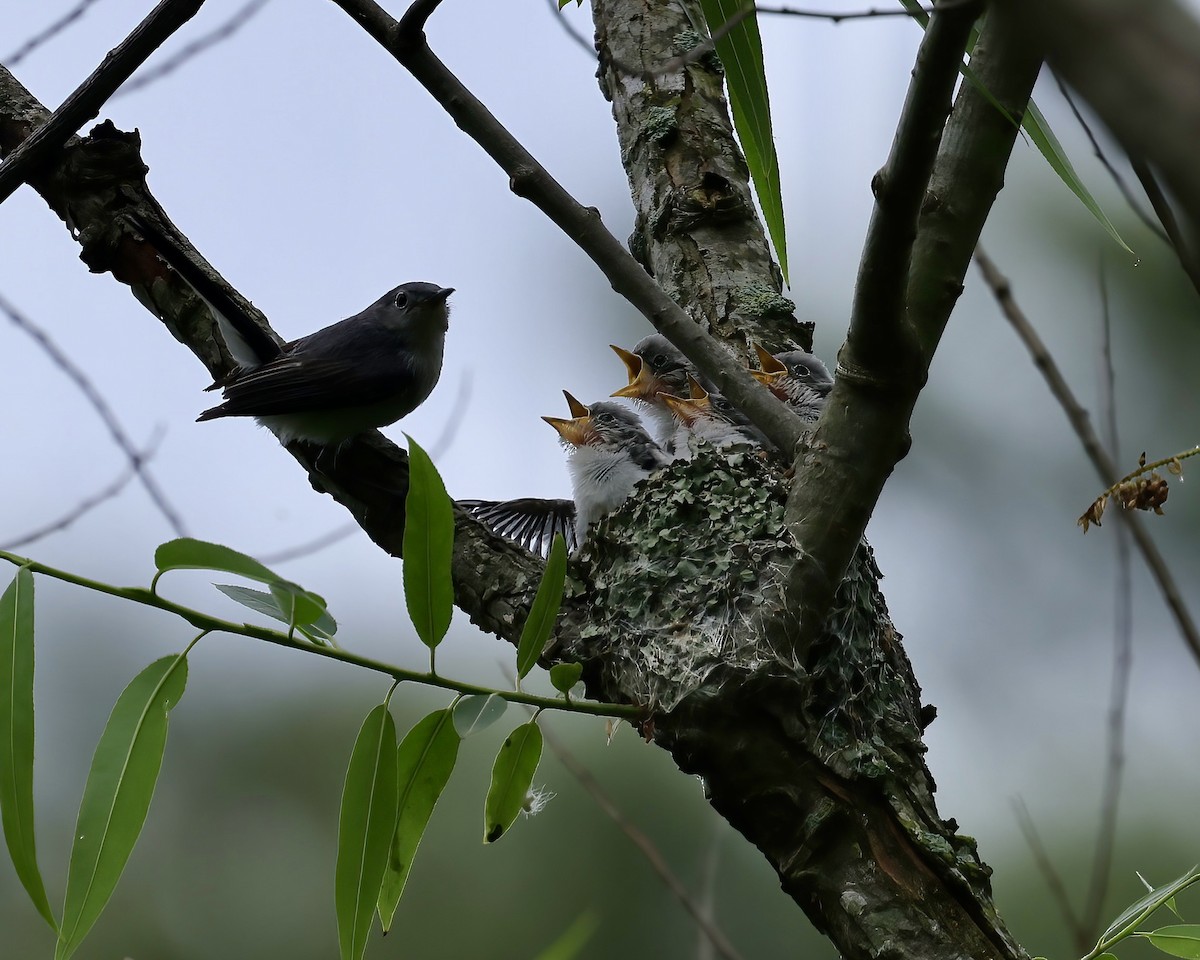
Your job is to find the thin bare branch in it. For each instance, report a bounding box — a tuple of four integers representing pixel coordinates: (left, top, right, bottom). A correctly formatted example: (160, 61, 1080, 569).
(0, 0, 204, 205)
(0, 290, 188, 537)
(540, 726, 748, 960)
(1128, 155, 1200, 299)
(328, 0, 805, 455)
(756, 3, 937, 21)
(1013, 797, 1085, 941)
(544, 0, 594, 56)
(116, 0, 271, 97)
(973, 245, 1200, 667)
(3, 0, 104, 67)
(0, 431, 163, 549)
(1080, 256, 1132, 949)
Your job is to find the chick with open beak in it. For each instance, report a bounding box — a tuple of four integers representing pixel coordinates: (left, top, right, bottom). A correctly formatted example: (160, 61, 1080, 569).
(749, 343, 833, 421)
(610, 335, 713, 452)
(543, 392, 670, 544)
(661, 376, 771, 455)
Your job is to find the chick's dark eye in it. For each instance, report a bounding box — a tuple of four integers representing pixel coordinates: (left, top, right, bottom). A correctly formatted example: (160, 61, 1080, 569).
(594, 413, 615, 426)
(652, 354, 666, 368)
(394, 292, 409, 309)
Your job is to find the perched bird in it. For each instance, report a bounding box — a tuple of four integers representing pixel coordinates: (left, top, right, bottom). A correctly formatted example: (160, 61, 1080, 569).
(460, 392, 668, 556)
(662, 376, 771, 454)
(610, 335, 710, 450)
(196, 283, 453, 444)
(749, 343, 833, 421)
(131, 213, 452, 445)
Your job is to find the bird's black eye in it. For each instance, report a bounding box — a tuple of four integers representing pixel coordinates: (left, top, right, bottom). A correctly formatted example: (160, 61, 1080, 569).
(794, 364, 809, 376)
(652, 354, 666, 369)
(594, 412, 615, 426)
(394, 291, 409, 309)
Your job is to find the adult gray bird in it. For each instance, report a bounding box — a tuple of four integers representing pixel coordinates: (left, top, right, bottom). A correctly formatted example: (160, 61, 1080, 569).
(460, 392, 668, 556)
(131, 213, 452, 445)
(749, 343, 833, 421)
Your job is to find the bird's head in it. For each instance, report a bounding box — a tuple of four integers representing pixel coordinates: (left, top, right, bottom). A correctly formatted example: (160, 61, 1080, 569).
(380, 282, 454, 335)
(543, 393, 651, 450)
(610, 335, 694, 404)
(749, 343, 833, 403)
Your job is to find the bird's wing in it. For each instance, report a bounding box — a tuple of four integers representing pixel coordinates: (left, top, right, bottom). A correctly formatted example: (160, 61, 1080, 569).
(458, 498, 578, 557)
(201, 338, 415, 418)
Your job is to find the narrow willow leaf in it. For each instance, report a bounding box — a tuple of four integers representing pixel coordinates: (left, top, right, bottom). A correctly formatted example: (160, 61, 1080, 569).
(214, 584, 338, 641)
(0, 568, 55, 929)
(452, 694, 508, 738)
(483, 722, 544, 844)
(533, 911, 600, 960)
(1145, 926, 1200, 960)
(1100, 867, 1200, 945)
(698, 0, 788, 283)
(549, 662, 583, 696)
(377, 709, 461, 930)
(1022, 100, 1132, 253)
(154, 538, 278, 585)
(336, 703, 399, 960)
(403, 435, 455, 650)
(896, 0, 1132, 254)
(56, 654, 188, 960)
(516, 533, 567, 680)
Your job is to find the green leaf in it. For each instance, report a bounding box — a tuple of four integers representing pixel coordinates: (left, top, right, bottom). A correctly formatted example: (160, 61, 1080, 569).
(896, 0, 1132, 254)
(549, 662, 583, 696)
(1144, 926, 1200, 959)
(533, 911, 600, 960)
(1100, 867, 1200, 947)
(214, 584, 337, 643)
(516, 533, 567, 680)
(1021, 99, 1133, 254)
(402, 436, 455, 650)
(267, 580, 329, 629)
(0, 568, 55, 929)
(377, 709, 460, 930)
(153, 538, 278, 586)
(56, 654, 188, 960)
(698, 0, 788, 283)
(452, 694, 508, 738)
(336, 703, 399, 960)
(483, 721, 543, 844)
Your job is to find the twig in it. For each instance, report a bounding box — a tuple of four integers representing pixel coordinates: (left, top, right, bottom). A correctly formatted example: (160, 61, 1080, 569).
(0, 547, 641, 719)
(116, 0, 272, 96)
(328, 0, 804, 456)
(257, 523, 358, 565)
(1051, 73, 1169, 246)
(544, 0, 595, 57)
(540, 725, 748, 960)
(973, 245, 1200, 667)
(0, 0, 204, 205)
(1080, 255, 1131, 949)
(3, 0, 104, 67)
(756, 3, 938, 20)
(1128, 155, 1200, 300)
(1013, 797, 1085, 941)
(0, 431, 162, 549)
(696, 821, 725, 960)
(0, 291, 188, 537)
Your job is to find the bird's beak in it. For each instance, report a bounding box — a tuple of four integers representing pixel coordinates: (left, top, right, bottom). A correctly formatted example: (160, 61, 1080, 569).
(610, 344, 641, 379)
(433, 287, 455, 302)
(562, 390, 590, 418)
(662, 392, 709, 426)
(686, 375, 708, 401)
(749, 367, 787, 399)
(611, 350, 666, 401)
(542, 414, 595, 447)
(753, 342, 786, 374)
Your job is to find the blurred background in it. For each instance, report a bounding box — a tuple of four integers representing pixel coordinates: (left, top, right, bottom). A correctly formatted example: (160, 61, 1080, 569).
(2, 1, 1199, 957)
